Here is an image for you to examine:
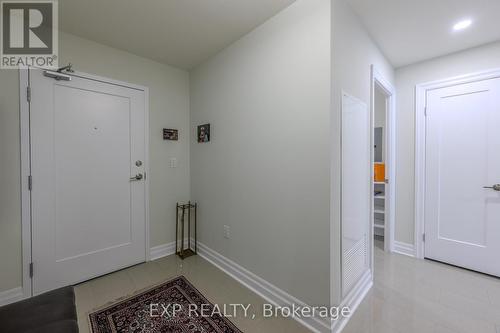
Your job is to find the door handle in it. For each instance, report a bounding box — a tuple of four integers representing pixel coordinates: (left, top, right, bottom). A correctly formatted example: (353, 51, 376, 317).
(130, 174, 143, 181)
(483, 184, 500, 191)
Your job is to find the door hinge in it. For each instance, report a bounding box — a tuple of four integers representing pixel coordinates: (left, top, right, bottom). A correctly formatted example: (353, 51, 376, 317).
(29, 262, 34, 278)
(424, 106, 427, 116)
(26, 86, 31, 103)
(422, 233, 426, 242)
(28, 175, 32, 191)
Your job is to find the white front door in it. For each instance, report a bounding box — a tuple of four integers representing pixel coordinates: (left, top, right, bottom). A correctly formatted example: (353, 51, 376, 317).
(425, 77, 500, 276)
(30, 69, 147, 294)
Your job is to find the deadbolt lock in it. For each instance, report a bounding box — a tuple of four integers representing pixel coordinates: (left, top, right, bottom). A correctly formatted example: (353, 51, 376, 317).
(135, 160, 143, 167)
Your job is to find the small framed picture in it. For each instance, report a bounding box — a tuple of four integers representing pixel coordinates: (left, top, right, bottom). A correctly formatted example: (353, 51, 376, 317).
(163, 129, 179, 141)
(197, 124, 210, 143)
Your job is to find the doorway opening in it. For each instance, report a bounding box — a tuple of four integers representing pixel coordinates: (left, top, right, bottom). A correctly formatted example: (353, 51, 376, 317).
(373, 85, 387, 250)
(371, 66, 396, 257)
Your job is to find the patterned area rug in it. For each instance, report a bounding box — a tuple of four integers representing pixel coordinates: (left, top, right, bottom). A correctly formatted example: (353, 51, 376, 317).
(89, 276, 242, 333)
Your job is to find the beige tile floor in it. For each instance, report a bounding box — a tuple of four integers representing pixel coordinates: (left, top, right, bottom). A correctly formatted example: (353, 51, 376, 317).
(343, 239, 500, 333)
(75, 241, 500, 333)
(74, 254, 310, 333)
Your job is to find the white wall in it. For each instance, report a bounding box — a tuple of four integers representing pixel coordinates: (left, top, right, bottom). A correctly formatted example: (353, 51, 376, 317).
(0, 32, 191, 292)
(395, 41, 500, 245)
(190, 0, 331, 307)
(331, 0, 395, 305)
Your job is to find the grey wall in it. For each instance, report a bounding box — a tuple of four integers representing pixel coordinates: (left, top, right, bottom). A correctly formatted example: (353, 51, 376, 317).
(374, 88, 386, 163)
(331, 0, 395, 304)
(0, 65, 21, 292)
(0, 32, 191, 292)
(190, 0, 331, 307)
(394, 41, 500, 245)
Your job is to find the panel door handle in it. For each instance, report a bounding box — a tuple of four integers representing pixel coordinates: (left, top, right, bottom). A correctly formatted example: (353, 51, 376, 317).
(130, 174, 143, 181)
(483, 184, 500, 191)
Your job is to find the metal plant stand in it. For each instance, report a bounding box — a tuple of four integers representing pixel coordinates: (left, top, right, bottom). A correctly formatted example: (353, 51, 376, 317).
(176, 202, 197, 259)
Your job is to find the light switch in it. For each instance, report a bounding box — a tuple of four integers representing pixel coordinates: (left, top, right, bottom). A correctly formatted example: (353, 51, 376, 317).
(169, 158, 178, 168)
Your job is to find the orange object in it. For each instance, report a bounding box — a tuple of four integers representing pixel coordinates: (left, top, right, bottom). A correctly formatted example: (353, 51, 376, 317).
(374, 163, 385, 182)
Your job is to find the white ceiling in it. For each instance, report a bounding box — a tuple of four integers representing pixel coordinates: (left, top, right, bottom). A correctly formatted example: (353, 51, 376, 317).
(347, 0, 500, 68)
(60, 0, 297, 70)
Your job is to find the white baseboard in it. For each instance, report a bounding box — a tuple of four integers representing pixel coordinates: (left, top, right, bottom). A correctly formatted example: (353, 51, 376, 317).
(0, 244, 175, 306)
(0, 287, 24, 307)
(150, 242, 176, 261)
(393, 241, 415, 257)
(151, 241, 374, 333)
(196, 242, 331, 333)
(331, 271, 372, 333)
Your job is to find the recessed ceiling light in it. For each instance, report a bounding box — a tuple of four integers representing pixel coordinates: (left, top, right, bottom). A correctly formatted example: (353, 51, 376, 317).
(453, 19, 472, 31)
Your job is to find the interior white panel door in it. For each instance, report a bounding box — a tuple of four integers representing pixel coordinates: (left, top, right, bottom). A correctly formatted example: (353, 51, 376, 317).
(425, 77, 500, 276)
(341, 93, 370, 296)
(30, 69, 147, 294)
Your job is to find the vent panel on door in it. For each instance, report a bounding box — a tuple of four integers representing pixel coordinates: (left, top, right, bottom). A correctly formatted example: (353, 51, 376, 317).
(343, 236, 367, 296)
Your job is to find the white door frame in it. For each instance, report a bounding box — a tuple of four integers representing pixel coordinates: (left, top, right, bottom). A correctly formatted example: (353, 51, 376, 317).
(414, 67, 500, 259)
(370, 65, 396, 253)
(19, 68, 150, 299)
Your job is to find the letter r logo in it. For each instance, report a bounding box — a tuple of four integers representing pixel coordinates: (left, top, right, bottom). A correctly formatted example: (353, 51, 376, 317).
(2, 2, 53, 54)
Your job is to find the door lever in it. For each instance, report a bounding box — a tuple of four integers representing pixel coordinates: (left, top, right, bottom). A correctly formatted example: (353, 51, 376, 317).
(130, 174, 143, 181)
(483, 184, 500, 191)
